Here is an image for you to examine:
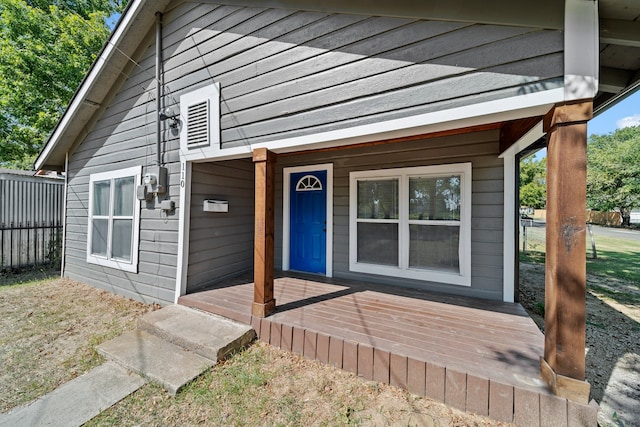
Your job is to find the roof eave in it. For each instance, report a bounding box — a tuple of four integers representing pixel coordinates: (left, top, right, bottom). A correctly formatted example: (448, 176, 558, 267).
(34, 0, 171, 171)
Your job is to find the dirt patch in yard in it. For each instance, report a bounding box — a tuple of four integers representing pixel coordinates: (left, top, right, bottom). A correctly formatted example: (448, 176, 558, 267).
(0, 276, 156, 412)
(4, 269, 635, 424)
(518, 262, 640, 403)
(88, 342, 514, 427)
(2, 276, 513, 426)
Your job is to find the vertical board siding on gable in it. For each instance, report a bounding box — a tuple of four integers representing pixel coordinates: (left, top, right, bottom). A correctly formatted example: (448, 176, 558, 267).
(186, 160, 254, 292)
(275, 130, 504, 300)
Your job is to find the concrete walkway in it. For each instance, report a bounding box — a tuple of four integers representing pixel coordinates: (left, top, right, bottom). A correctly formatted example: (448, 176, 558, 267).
(0, 305, 255, 427)
(598, 353, 640, 427)
(0, 363, 145, 427)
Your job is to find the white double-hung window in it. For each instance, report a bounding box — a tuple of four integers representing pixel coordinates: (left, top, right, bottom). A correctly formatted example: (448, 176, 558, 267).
(349, 163, 471, 286)
(87, 166, 141, 272)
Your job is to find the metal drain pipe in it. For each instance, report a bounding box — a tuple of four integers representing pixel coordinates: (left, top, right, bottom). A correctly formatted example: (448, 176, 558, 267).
(155, 11, 163, 166)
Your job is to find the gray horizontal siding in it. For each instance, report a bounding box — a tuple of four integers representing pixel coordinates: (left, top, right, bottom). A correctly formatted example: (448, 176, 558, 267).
(156, 2, 563, 150)
(64, 21, 181, 305)
(275, 130, 504, 300)
(62, 1, 554, 304)
(186, 160, 254, 292)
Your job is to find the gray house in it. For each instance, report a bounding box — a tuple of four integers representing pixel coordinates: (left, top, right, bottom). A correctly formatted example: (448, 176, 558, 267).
(35, 0, 640, 423)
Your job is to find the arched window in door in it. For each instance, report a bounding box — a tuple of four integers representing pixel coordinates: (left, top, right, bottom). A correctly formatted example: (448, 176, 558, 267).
(296, 175, 323, 191)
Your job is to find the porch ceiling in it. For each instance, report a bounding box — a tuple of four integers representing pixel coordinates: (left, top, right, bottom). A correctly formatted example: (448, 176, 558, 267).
(596, 0, 640, 112)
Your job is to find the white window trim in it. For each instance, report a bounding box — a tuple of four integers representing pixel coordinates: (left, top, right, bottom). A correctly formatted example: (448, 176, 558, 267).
(349, 163, 472, 286)
(283, 164, 333, 278)
(87, 165, 141, 273)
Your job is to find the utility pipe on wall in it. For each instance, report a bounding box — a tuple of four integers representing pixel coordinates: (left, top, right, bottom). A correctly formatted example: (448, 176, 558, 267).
(155, 12, 163, 166)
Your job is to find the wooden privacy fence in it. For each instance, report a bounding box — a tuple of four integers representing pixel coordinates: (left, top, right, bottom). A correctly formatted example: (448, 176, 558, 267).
(0, 171, 64, 270)
(533, 209, 623, 226)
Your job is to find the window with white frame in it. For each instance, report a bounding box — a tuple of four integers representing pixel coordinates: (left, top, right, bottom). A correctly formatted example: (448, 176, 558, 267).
(349, 163, 471, 286)
(87, 166, 141, 272)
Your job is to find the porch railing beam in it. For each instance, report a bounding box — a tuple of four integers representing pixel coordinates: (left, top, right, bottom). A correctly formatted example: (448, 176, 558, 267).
(541, 100, 592, 404)
(252, 148, 277, 318)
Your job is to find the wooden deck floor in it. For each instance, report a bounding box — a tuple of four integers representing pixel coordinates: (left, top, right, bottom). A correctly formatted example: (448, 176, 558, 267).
(179, 274, 595, 425)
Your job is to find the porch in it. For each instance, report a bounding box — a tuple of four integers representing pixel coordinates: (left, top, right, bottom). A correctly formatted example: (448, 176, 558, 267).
(178, 274, 595, 425)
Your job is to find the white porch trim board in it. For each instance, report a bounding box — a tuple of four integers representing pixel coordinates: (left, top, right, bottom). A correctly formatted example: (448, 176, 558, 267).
(564, 0, 599, 101)
(174, 160, 192, 303)
(179, 88, 565, 163)
(499, 121, 544, 302)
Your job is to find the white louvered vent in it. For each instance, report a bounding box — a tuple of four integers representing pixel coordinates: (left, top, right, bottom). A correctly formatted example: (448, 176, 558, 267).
(180, 82, 220, 160)
(186, 100, 209, 147)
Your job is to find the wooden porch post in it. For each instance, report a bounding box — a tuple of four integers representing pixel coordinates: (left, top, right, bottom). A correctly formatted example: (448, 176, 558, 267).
(252, 148, 276, 318)
(540, 101, 592, 404)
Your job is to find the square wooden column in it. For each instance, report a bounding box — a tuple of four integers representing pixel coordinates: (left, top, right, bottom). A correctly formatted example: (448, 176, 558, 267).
(541, 101, 592, 404)
(252, 148, 276, 318)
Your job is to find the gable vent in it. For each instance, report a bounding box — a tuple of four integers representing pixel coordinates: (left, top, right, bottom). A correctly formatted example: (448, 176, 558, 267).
(180, 82, 220, 160)
(186, 100, 209, 147)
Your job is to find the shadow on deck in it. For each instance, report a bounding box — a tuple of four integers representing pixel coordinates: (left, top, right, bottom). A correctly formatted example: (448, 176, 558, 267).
(179, 273, 597, 426)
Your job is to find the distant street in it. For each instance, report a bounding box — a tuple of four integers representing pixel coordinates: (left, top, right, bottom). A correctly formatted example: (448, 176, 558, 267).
(523, 220, 640, 243)
(590, 224, 640, 243)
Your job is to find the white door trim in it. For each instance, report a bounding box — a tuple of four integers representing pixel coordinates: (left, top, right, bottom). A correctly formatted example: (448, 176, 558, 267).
(283, 163, 333, 277)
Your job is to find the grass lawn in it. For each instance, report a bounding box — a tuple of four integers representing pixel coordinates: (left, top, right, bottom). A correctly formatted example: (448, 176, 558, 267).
(517, 229, 640, 415)
(585, 235, 640, 285)
(0, 271, 152, 412)
(520, 231, 640, 285)
(1, 273, 508, 426)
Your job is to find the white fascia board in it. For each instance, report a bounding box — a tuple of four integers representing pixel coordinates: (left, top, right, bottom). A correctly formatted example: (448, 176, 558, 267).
(564, 0, 599, 101)
(35, 0, 146, 171)
(181, 87, 564, 163)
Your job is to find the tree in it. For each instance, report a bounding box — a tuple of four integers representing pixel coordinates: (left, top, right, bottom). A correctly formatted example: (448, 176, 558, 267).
(519, 155, 546, 209)
(587, 126, 640, 226)
(0, 0, 124, 169)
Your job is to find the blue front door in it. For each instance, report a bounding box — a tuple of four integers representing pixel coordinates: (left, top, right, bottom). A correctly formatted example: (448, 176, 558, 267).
(290, 170, 327, 274)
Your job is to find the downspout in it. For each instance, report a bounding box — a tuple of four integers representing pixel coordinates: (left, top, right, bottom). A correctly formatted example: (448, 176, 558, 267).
(60, 151, 69, 277)
(155, 12, 163, 166)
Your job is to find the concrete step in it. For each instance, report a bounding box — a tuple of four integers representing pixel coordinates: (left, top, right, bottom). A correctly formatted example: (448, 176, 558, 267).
(137, 304, 255, 363)
(97, 329, 213, 396)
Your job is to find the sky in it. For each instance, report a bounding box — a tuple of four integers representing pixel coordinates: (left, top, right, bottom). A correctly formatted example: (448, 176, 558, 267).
(588, 90, 640, 137)
(531, 90, 640, 160)
(106, 12, 121, 30)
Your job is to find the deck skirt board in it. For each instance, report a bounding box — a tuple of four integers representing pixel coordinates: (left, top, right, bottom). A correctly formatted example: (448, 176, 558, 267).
(178, 275, 599, 425)
(179, 276, 543, 385)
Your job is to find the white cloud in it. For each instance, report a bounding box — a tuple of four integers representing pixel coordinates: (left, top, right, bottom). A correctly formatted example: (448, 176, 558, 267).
(616, 114, 640, 129)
